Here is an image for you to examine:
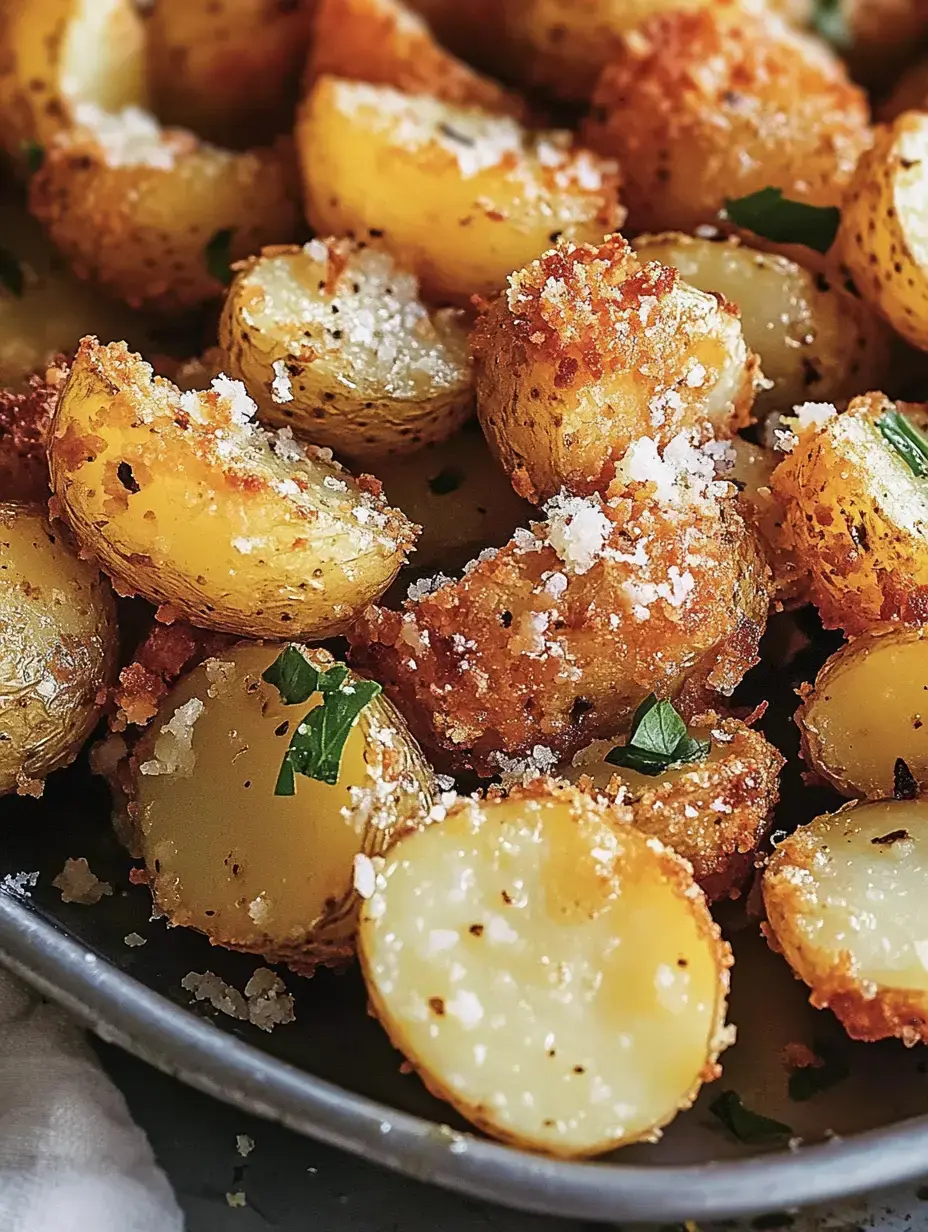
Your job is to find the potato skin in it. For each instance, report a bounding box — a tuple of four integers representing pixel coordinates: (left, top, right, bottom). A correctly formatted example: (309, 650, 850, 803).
(297, 77, 623, 307)
(0, 501, 117, 795)
(583, 2, 870, 234)
(48, 338, 416, 639)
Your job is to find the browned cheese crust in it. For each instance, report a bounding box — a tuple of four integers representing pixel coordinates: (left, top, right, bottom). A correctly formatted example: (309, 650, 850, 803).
(0, 361, 67, 502)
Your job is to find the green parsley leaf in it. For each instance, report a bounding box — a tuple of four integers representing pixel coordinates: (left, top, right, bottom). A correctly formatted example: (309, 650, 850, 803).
(877, 409, 928, 478)
(262, 644, 325, 705)
(0, 248, 24, 298)
(811, 0, 851, 48)
(605, 694, 710, 776)
(787, 1039, 850, 1102)
(708, 1091, 793, 1145)
(204, 228, 235, 286)
(20, 141, 45, 174)
(724, 188, 840, 255)
(428, 465, 464, 496)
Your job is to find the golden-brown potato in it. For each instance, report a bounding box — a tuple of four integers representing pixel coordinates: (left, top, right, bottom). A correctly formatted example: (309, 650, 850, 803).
(296, 77, 623, 306)
(350, 459, 770, 774)
(48, 338, 416, 638)
(797, 627, 928, 799)
(565, 717, 784, 901)
(770, 394, 928, 635)
(141, 0, 317, 148)
(473, 235, 758, 504)
(631, 233, 893, 418)
(219, 239, 473, 462)
(583, 1, 870, 235)
(28, 111, 300, 313)
(359, 781, 732, 1156)
(0, 501, 117, 795)
(131, 642, 435, 973)
(764, 798, 928, 1043)
(835, 113, 928, 354)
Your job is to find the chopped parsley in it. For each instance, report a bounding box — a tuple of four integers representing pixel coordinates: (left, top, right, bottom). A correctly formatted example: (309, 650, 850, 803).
(21, 141, 45, 174)
(877, 409, 928, 479)
(787, 1038, 849, 1101)
(0, 247, 24, 298)
(262, 645, 381, 794)
(724, 188, 840, 254)
(812, 0, 851, 48)
(605, 694, 710, 777)
(708, 1091, 793, 1146)
(428, 465, 464, 496)
(205, 228, 235, 286)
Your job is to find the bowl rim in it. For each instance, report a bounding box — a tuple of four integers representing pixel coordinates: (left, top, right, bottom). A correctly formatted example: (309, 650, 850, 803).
(2, 890, 927, 1224)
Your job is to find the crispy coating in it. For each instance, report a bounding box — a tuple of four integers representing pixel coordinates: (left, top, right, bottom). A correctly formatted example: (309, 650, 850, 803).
(583, 1, 871, 234)
(0, 362, 66, 502)
(111, 619, 235, 730)
(728, 436, 808, 610)
(349, 479, 770, 774)
(473, 235, 758, 502)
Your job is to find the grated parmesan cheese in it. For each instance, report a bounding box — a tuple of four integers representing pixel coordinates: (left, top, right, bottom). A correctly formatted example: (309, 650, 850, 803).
(271, 359, 294, 404)
(542, 492, 612, 574)
(52, 858, 113, 906)
(139, 698, 205, 778)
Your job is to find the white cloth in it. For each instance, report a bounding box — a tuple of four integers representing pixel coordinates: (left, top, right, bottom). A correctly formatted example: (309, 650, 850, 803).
(0, 969, 183, 1232)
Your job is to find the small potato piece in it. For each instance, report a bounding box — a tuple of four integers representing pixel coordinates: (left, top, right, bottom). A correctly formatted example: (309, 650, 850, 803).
(28, 110, 300, 313)
(0, 501, 117, 795)
(771, 394, 928, 635)
(764, 799, 928, 1043)
(359, 782, 732, 1156)
(48, 339, 416, 639)
(566, 719, 784, 901)
(297, 78, 623, 306)
(132, 643, 434, 972)
(632, 234, 893, 419)
(473, 235, 757, 503)
(835, 113, 928, 354)
(797, 628, 928, 800)
(219, 240, 473, 462)
(583, 2, 870, 234)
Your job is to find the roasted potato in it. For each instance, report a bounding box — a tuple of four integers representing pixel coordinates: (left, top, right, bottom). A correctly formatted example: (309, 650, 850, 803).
(0, 366, 64, 503)
(0, 501, 117, 795)
(473, 235, 757, 503)
(359, 781, 732, 1156)
(764, 798, 928, 1044)
(131, 642, 435, 972)
(28, 111, 300, 313)
(632, 234, 893, 419)
(219, 239, 473, 462)
(47, 338, 416, 639)
(565, 717, 784, 901)
(770, 394, 928, 635)
(797, 627, 928, 799)
(142, 0, 317, 148)
(835, 113, 928, 354)
(296, 77, 623, 306)
(583, 1, 870, 234)
(350, 461, 770, 774)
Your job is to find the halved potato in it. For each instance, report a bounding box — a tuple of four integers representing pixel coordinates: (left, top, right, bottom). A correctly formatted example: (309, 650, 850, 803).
(473, 234, 757, 503)
(797, 628, 928, 799)
(565, 718, 784, 901)
(219, 240, 473, 462)
(47, 338, 416, 638)
(131, 642, 434, 972)
(631, 234, 893, 419)
(0, 501, 117, 795)
(764, 798, 928, 1043)
(359, 781, 732, 1156)
(296, 77, 623, 306)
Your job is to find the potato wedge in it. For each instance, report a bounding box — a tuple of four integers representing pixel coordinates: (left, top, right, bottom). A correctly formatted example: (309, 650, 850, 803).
(131, 642, 434, 973)
(296, 77, 623, 306)
(359, 781, 732, 1156)
(632, 234, 893, 419)
(835, 113, 928, 354)
(47, 338, 416, 638)
(219, 240, 473, 462)
(566, 718, 784, 901)
(770, 394, 928, 635)
(0, 501, 117, 795)
(473, 235, 757, 503)
(797, 628, 928, 800)
(764, 798, 928, 1043)
(583, 1, 870, 234)
(28, 111, 300, 313)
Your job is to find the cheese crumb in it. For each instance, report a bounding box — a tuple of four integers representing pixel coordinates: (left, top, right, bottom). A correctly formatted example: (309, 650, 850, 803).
(542, 492, 612, 574)
(52, 858, 113, 906)
(236, 1134, 255, 1158)
(271, 359, 294, 404)
(1, 871, 39, 897)
(124, 932, 147, 947)
(225, 1192, 247, 1208)
(139, 698, 205, 777)
(244, 968, 296, 1032)
(353, 852, 377, 900)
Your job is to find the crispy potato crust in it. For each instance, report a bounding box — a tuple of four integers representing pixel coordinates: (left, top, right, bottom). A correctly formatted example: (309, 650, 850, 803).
(0, 362, 66, 502)
(111, 619, 235, 731)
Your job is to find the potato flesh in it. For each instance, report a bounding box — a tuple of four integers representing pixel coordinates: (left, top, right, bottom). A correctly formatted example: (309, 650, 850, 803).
(799, 630, 928, 799)
(360, 790, 730, 1156)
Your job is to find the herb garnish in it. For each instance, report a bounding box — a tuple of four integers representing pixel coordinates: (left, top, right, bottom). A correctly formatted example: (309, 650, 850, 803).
(708, 1091, 793, 1145)
(428, 466, 464, 496)
(21, 141, 45, 174)
(204, 228, 235, 286)
(605, 694, 710, 777)
(811, 0, 851, 48)
(787, 1038, 850, 1101)
(877, 409, 928, 478)
(724, 188, 840, 254)
(262, 645, 381, 794)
